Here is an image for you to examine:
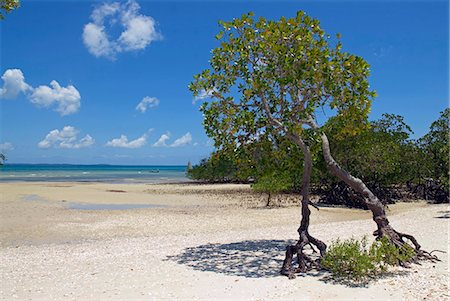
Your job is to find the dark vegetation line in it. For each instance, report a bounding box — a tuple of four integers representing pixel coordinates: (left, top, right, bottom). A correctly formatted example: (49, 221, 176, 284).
(188, 110, 449, 206)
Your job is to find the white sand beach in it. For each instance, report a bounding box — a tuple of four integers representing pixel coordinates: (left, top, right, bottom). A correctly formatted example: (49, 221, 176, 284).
(0, 182, 448, 300)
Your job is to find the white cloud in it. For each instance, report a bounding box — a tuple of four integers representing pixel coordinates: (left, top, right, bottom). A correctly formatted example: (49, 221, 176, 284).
(170, 132, 192, 147)
(83, 0, 161, 60)
(152, 133, 170, 147)
(136, 96, 159, 113)
(193, 89, 215, 104)
(82, 23, 115, 58)
(118, 2, 159, 51)
(0, 69, 81, 116)
(106, 132, 150, 148)
(38, 126, 94, 149)
(0, 142, 14, 151)
(75, 135, 95, 148)
(0, 69, 32, 99)
(91, 2, 120, 24)
(30, 80, 81, 116)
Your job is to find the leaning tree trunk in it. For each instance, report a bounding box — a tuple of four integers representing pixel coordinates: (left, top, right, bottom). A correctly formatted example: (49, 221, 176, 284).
(280, 134, 327, 279)
(318, 130, 439, 262)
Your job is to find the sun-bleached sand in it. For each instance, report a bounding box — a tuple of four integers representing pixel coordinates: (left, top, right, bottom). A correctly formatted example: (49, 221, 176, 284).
(0, 182, 448, 300)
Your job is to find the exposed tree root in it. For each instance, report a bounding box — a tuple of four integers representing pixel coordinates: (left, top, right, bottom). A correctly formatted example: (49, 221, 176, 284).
(280, 231, 326, 279)
(281, 224, 442, 279)
(374, 226, 442, 265)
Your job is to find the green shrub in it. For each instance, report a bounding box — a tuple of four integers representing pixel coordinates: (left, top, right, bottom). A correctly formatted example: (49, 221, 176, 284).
(321, 237, 376, 282)
(321, 236, 415, 283)
(369, 236, 415, 271)
(252, 171, 292, 206)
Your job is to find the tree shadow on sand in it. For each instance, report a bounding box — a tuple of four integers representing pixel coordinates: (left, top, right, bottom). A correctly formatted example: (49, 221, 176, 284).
(320, 269, 410, 288)
(166, 239, 296, 278)
(166, 239, 412, 285)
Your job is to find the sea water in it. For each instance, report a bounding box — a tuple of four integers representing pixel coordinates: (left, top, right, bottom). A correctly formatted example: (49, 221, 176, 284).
(0, 164, 190, 183)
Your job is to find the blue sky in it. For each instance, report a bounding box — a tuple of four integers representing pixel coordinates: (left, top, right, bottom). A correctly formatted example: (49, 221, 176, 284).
(0, 0, 448, 165)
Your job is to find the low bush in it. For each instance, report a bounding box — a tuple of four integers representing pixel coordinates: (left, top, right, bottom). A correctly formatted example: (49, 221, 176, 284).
(321, 236, 415, 283)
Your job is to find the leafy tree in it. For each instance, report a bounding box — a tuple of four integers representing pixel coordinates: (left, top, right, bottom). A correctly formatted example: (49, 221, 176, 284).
(252, 170, 292, 206)
(188, 133, 304, 186)
(0, 153, 5, 165)
(0, 0, 19, 19)
(408, 109, 450, 203)
(316, 114, 418, 208)
(419, 108, 449, 185)
(325, 114, 415, 185)
(190, 11, 436, 278)
(187, 152, 240, 183)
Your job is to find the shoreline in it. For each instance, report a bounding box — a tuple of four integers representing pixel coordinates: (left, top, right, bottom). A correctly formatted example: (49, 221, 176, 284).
(0, 181, 448, 300)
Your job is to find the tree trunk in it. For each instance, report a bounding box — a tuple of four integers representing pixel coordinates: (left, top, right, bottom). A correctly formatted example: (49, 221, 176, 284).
(317, 130, 429, 255)
(280, 133, 327, 278)
(266, 192, 271, 207)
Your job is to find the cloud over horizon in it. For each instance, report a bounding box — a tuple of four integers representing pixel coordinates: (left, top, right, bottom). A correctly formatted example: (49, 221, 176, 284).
(30, 81, 81, 116)
(0, 69, 81, 116)
(152, 132, 170, 147)
(152, 132, 193, 147)
(170, 132, 192, 147)
(38, 126, 94, 149)
(83, 0, 161, 60)
(106, 130, 152, 148)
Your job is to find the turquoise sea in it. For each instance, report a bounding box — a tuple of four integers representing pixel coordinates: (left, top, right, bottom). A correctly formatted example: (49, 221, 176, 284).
(0, 164, 190, 183)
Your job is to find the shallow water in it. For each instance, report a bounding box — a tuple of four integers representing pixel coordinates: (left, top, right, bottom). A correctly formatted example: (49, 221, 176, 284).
(22, 194, 50, 202)
(0, 164, 190, 183)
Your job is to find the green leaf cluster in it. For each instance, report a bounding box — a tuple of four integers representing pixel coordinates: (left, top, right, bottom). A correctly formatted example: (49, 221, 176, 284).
(321, 236, 415, 283)
(188, 132, 306, 190)
(0, 0, 19, 20)
(252, 170, 292, 195)
(187, 152, 242, 183)
(189, 11, 375, 150)
(319, 113, 417, 186)
(418, 108, 449, 185)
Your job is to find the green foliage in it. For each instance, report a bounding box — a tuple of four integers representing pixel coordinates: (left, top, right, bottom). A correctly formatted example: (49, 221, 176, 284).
(321, 114, 416, 186)
(189, 110, 449, 204)
(188, 7, 447, 204)
(190, 11, 375, 151)
(0, 153, 5, 166)
(322, 236, 415, 283)
(369, 236, 415, 270)
(418, 108, 449, 185)
(249, 134, 305, 191)
(187, 152, 242, 183)
(321, 237, 377, 282)
(318, 110, 448, 203)
(0, 0, 19, 20)
(252, 170, 292, 195)
(188, 133, 305, 189)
